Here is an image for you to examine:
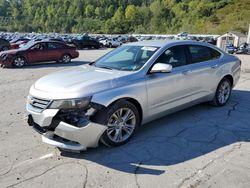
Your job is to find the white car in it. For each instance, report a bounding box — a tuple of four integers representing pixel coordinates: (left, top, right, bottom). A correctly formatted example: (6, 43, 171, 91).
(99, 38, 122, 48)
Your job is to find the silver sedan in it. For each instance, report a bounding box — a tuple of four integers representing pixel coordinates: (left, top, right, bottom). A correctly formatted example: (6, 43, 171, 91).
(26, 40, 241, 151)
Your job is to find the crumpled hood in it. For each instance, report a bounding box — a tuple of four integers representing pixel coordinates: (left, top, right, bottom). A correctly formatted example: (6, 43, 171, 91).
(32, 65, 132, 99)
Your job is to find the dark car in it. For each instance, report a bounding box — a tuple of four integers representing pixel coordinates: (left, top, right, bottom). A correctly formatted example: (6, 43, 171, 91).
(0, 41, 79, 68)
(236, 43, 250, 54)
(226, 43, 237, 54)
(0, 38, 10, 51)
(70, 36, 101, 49)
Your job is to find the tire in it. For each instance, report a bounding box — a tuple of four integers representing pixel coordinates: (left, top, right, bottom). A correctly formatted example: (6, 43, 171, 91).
(60, 54, 71, 63)
(12, 56, 26, 68)
(1, 46, 9, 51)
(109, 43, 112, 48)
(211, 77, 232, 106)
(94, 100, 140, 147)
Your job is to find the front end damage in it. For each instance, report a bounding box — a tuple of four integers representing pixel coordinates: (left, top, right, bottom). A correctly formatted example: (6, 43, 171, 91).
(26, 99, 107, 151)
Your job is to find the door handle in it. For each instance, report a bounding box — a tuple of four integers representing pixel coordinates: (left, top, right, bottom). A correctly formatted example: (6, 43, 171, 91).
(211, 64, 219, 69)
(182, 70, 191, 75)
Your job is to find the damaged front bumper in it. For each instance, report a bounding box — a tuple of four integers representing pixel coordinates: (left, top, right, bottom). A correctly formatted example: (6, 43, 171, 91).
(26, 103, 107, 151)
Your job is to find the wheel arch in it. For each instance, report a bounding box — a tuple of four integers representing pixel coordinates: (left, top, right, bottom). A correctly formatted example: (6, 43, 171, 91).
(62, 53, 72, 58)
(95, 97, 144, 125)
(221, 74, 234, 86)
(111, 97, 143, 124)
(13, 54, 28, 63)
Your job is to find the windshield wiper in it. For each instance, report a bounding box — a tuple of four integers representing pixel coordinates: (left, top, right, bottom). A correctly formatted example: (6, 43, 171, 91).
(88, 61, 95, 66)
(98, 66, 114, 70)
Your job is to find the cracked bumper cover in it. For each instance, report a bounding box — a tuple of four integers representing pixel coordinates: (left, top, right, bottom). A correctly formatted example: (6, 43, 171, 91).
(26, 105, 107, 151)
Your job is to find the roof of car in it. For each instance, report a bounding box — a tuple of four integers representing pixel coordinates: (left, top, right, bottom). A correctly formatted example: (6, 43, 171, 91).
(124, 40, 214, 48)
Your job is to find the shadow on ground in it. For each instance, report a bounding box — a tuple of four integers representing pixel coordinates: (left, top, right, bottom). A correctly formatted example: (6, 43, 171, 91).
(61, 90, 250, 175)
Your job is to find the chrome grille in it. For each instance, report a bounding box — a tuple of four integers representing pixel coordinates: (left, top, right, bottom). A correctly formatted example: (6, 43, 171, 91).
(28, 96, 51, 110)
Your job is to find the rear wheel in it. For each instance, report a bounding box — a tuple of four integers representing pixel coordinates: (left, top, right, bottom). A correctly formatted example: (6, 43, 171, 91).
(94, 100, 140, 147)
(13, 56, 26, 68)
(60, 54, 71, 63)
(211, 77, 232, 106)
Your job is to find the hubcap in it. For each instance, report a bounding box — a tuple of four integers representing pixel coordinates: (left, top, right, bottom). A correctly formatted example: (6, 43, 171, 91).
(14, 58, 25, 67)
(63, 55, 70, 63)
(218, 81, 231, 104)
(107, 108, 136, 143)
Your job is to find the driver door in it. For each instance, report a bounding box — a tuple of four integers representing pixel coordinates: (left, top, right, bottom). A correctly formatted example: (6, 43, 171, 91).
(146, 45, 194, 118)
(27, 42, 47, 63)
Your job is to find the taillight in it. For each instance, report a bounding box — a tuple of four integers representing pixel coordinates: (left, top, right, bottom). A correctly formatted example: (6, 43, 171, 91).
(238, 60, 242, 66)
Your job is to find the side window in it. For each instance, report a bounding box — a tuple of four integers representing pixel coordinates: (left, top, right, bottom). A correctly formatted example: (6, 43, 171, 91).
(30, 43, 41, 50)
(210, 48, 221, 59)
(156, 45, 187, 68)
(48, 42, 64, 49)
(188, 45, 212, 63)
(41, 43, 48, 50)
(48, 43, 57, 49)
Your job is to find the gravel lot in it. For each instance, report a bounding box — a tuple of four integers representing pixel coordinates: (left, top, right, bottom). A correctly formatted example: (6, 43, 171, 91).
(0, 50, 250, 188)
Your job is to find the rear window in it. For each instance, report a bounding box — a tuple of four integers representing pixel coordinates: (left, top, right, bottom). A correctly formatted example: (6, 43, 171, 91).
(188, 45, 221, 63)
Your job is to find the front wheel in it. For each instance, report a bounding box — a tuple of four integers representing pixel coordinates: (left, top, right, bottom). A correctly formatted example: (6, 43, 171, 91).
(94, 100, 140, 147)
(13, 56, 26, 68)
(211, 78, 232, 106)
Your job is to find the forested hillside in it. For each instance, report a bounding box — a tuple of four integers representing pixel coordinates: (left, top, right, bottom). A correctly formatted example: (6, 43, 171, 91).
(0, 0, 249, 34)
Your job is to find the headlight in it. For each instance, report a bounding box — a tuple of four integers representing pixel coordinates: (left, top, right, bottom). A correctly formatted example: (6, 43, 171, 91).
(48, 97, 92, 109)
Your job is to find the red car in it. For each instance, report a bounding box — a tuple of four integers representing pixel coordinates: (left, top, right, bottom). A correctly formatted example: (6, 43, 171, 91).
(0, 41, 79, 68)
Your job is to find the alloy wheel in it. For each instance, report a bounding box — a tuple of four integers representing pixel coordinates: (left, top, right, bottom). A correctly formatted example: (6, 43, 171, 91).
(62, 54, 71, 63)
(217, 80, 231, 104)
(14, 57, 25, 67)
(107, 108, 136, 143)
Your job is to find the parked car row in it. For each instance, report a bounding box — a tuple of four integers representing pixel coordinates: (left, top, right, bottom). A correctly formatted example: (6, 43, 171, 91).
(226, 43, 250, 55)
(236, 43, 250, 54)
(0, 34, 133, 51)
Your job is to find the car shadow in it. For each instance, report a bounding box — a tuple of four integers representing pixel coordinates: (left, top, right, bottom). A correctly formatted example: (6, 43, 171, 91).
(22, 60, 90, 69)
(61, 89, 250, 175)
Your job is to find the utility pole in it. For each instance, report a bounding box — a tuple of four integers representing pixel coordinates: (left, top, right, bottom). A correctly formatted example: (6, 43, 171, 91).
(247, 24, 250, 44)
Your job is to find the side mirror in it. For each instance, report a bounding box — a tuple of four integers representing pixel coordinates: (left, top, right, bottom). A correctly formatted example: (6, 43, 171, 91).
(150, 63, 172, 73)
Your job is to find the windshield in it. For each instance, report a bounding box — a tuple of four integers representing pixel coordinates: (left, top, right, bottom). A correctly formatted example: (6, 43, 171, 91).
(19, 41, 36, 50)
(95, 45, 159, 71)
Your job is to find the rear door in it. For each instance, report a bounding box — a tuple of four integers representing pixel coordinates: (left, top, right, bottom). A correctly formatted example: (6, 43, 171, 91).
(46, 42, 65, 61)
(186, 45, 222, 100)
